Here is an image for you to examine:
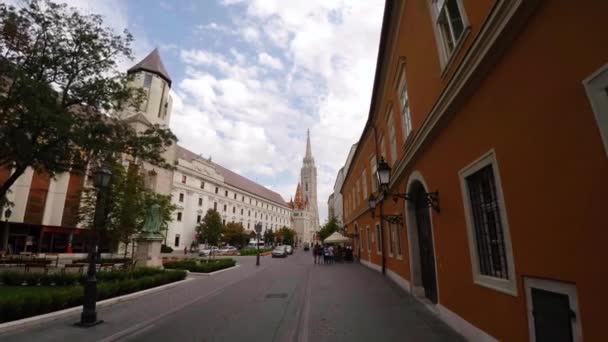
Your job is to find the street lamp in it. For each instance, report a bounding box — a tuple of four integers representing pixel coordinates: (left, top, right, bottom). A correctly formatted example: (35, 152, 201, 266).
(254, 222, 262, 266)
(78, 165, 111, 327)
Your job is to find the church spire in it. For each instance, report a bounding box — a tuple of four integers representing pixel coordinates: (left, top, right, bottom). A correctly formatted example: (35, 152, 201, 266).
(304, 129, 314, 163)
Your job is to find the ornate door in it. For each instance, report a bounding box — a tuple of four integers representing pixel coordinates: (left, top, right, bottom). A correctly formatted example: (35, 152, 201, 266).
(413, 182, 438, 304)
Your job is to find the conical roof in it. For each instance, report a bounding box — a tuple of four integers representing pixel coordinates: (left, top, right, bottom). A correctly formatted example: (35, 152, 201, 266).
(128, 48, 172, 86)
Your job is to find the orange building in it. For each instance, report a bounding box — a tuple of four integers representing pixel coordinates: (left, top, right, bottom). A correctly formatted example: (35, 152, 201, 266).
(341, 1, 608, 341)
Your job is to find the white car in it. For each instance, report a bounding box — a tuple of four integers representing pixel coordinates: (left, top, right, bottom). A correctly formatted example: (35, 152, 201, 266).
(219, 246, 238, 255)
(199, 246, 219, 256)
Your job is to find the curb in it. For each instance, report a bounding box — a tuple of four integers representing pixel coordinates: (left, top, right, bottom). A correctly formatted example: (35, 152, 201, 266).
(0, 277, 193, 334)
(167, 264, 240, 277)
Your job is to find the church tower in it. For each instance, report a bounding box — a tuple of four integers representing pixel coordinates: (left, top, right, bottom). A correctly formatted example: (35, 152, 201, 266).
(300, 130, 320, 230)
(123, 48, 173, 127)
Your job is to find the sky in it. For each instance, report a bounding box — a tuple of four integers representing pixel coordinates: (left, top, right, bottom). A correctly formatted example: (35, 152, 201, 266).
(20, 0, 385, 223)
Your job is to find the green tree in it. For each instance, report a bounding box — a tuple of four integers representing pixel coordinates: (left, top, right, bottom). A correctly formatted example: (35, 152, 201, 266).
(318, 216, 340, 241)
(263, 228, 275, 247)
(222, 222, 245, 247)
(197, 209, 223, 247)
(0, 0, 176, 200)
(277, 226, 295, 246)
(77, 160, 176, 253)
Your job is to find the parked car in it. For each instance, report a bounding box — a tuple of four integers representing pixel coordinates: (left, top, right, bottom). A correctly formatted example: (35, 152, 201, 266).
(199, 246, 219, 256)
(219, 246, 238, 255)
(303, 243, 310, 251)
(285, 245, 293, 255)
(271, 246, 287, 258)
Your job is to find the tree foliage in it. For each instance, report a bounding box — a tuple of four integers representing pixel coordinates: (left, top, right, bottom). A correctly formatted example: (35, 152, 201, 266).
(318, 216, 340, 241)
(276, 226, 296, 245)
(263, 228, 275, 246)
(222, 221, 245, 247)
(0, 0, 176, 199)
(196, 209, 223, 246)
(78, 160, 176, 250)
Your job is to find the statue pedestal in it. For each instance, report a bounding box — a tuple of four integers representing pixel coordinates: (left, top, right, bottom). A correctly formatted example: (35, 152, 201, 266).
(135, 235, 164, 268)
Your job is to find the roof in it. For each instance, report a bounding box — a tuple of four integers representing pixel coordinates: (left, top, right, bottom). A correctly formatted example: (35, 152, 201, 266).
(175, 145, 288, 207)
(127, 48, 172, 86)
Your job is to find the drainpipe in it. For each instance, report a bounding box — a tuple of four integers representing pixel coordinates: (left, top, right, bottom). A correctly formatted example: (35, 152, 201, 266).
(372, 126, 386, 275)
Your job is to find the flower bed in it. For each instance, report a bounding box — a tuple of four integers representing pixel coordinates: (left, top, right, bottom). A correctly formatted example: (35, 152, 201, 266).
(239, 248, 272, 256)
(0, 268, 186, 323)
(163, 258, 236, 273)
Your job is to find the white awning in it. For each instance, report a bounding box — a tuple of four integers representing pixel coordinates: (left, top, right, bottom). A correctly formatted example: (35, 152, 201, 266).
(323, 232, 350, 244)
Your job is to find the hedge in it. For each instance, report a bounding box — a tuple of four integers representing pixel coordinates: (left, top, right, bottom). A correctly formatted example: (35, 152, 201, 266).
(0, 269, 186, 323)
(71, 258, 131, 264)
(239, 248, 272, 256)
(161, 245, 173, 253)
(0, 258, 53, 265)
(163, 258, 236, 273)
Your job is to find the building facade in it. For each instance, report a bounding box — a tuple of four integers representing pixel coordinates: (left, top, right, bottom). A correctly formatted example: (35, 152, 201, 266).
(288, 131, 320, 244)
(341, 1, 607, 341)
(167, 146, 292, 250)
(328, 143, 358, 226)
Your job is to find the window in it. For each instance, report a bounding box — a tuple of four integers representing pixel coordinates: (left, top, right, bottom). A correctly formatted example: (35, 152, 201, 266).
(215, 187, 219, 194)
(240, 208, 243, 215)
(143, 73, 153, 88)
(305, 182, 308, 191)
(250, 198, 252, 204)
(380, 137, 387, 164)
(213, 202, 217, 211)
(232, 207, 236, 214)
(583, 63, 608, 157)
(225, 190, 228, 197)
(255, 212, 257, 218)
(178, 193, 184, 202)
(176, 212, 182, 221)
(460, 150, 516, 294)
(242, 196, 245, 202)
(387, 108, 397, 165)
(223, 204, 227, 212)
(396, 223, 402, 256)
(397, 67, 412, 140)
(370, 154, 378, 193)
(198, 198, 203, 206)
(200, 181, 205, 189)
(247, 223, 250, 229)
(234, 193, 237, 199)
(174, 234, 180, 247)
(375, 224, 382, 254)
(366, 227, 371, 251)
(197, 215, 201, 223)
(248, 210, 251, 217)
(181, 175, 187, 184)
(355, 181, 360, 207)
(432, 0, 467, 64)
(362, 170, 368, 200)
(388, 222, 395, 256)
(222, 219, 226, 225)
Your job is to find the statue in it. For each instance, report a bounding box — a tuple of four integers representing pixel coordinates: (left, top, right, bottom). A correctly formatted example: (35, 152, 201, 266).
(141, 204, 162, 237)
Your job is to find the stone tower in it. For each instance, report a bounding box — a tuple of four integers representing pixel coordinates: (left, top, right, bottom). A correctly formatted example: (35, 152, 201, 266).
(123, 48, 173, 127)
(300, 130, 319, 230)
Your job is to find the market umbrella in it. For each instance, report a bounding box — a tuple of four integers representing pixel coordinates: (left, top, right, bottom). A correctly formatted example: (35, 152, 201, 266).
(323, 231, 351, 244)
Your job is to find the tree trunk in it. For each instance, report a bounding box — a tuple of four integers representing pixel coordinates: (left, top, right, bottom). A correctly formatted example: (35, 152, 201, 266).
(0, 164, 28, 201)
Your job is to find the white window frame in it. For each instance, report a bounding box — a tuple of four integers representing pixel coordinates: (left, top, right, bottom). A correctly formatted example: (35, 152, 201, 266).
(387, 222, 394, 257)
(396, 64, 413, 141)
(387, 107, 397, 165)
(366, 226, 371, 252)
(375, 223, 382, 255)
(429, 0, 470, 69)
(362, 169, 368, 200)
(459, 149, 517, 295)
(370, 154, 378, 193)
(583, 63, 608, 158)
(524, 278, 582, 342)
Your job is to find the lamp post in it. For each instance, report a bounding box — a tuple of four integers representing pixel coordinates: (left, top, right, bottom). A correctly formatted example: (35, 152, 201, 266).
(254, 222, 262, 266)
(78, 165, 112, 327)
(3, 207, 12, 254)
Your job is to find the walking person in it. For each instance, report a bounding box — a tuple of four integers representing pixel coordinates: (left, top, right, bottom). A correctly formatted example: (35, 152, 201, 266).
(313, 244, 319, 264)
(328, 245, 334, 264)
(323, 246, 329, 264)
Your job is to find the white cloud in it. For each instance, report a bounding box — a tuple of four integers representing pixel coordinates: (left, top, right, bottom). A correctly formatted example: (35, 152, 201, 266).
(258, 52, 284, 70)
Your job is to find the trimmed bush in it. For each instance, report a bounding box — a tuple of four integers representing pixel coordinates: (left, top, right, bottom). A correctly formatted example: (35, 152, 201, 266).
(239, 248, 272, 256)
(71, 258, 131, 264)
(163, 258, 236, 273)
(161, 245, 173, 253)
(0, 258, 52, 265)
(0, 269, 186, 323)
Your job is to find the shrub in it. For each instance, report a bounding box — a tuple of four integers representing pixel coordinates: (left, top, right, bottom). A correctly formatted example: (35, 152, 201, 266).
(0, 258, 52, 265)
(239, 248, 272, 256)
(161, 245, 173, 253)
(0, 269, 186, 323)
(163, 259, 236, 273)
(71, 258, 131, 264)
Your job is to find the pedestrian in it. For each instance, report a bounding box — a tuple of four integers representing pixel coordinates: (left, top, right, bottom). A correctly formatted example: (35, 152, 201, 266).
(184, 246, 188, 255)
(323, 246, 329, 264)
(313, 244, 318, 264)
(328, 245, 334, 264)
